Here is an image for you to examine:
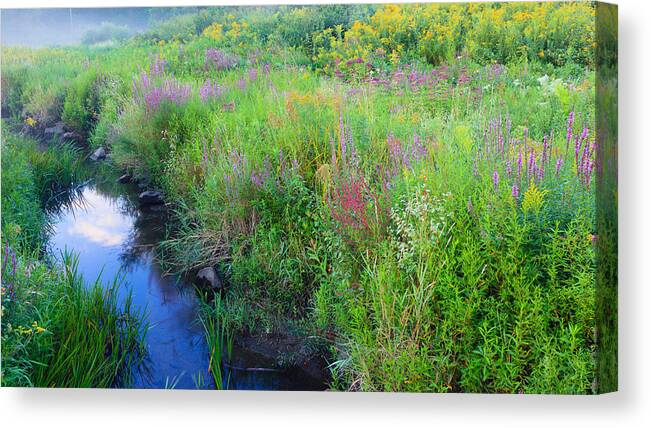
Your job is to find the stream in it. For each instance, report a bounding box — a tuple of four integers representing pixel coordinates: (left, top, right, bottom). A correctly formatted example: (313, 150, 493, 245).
(47, 176, 327, 390)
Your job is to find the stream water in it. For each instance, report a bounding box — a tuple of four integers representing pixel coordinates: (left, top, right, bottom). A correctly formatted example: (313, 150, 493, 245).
(48, 178, 326, 390)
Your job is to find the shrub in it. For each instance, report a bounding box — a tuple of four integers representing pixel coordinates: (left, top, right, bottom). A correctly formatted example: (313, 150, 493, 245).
(81, 22, 131, 46)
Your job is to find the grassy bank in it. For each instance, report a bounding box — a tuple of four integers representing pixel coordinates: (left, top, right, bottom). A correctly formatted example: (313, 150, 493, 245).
(1, 130, 145, 387)
(2, 2, 600, 392)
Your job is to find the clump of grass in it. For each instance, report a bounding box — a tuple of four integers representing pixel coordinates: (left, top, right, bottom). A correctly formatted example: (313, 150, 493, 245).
(29, 252, 147, 388)
(1, 129, 146, 388)
(199, 294, 233, 389)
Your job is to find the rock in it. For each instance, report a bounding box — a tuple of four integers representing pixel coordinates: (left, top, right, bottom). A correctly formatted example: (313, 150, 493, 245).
(196, 266, 222, 290)
(117, 174, 131, 184)
(44, 121, 65, 137)
(138, 190, 164, 205)
(89, 147, 106, 161)
(62, 131, 82, 142)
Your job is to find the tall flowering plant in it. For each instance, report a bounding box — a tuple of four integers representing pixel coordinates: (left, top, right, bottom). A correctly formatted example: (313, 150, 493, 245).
(131, 57, 192, 113)
(327, 116, 389, 246)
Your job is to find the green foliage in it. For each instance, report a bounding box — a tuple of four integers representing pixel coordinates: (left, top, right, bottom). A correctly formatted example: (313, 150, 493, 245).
(61, 69, 103, 135)
(81, 22, 131, 46)
(1, 130, 145, 387)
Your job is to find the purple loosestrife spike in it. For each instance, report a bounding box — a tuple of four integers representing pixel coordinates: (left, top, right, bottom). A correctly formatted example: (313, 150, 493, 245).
(517, 150, 523, 178)
(493, 170, 499, 191)
(506, 160, 512, 177)
(556, 157, 563, 176)
(248, 68, 258, 82)
(512, 184, 519, 199)
(566, 111, 575, 145)
(528, 149, 536, 177)
(574, 134, 582, 170)
(581, 127, 589, 144)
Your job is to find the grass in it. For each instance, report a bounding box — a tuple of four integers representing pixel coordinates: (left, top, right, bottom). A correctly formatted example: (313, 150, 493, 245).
(1, 130, 146, 388)
(1, 2, 614, 393)
(199, 293, 233, 389)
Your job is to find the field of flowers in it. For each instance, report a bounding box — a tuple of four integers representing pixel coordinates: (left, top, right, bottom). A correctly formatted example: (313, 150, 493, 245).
(1, 2, 609, 392)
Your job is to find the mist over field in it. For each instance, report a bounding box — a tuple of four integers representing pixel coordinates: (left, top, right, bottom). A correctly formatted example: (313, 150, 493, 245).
(0, 7, 200, 47)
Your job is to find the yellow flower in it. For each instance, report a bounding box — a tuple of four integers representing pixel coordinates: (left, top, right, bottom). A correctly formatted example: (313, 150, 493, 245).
(25, 117, 37, 127)
(522, 181, 547, 214)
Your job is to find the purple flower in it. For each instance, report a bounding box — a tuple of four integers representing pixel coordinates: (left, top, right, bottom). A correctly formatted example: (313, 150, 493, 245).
(205, 48, 237, 71)
(199, 78, 225, 102)
(512, 184, 519, 199)
(149, 55, 167, 76)
(555, 157, 563, 175)
(528, 149, 536, 177)
(566, 111, 575, 144)
(493, 170, 499, 190)
(248, 68, 258, 82)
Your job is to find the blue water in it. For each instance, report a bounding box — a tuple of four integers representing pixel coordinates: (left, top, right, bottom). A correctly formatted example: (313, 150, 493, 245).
(48, 183, 326, 390)
(49, 185, 214, 389)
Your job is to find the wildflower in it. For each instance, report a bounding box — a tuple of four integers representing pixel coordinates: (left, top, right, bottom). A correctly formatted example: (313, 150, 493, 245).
(512, 184, 519, 199)
(199, 78, 225, 102)
(522, 180, 547, 214)
(555, 157, 563, 175)
(149, 55, 167, 76)
(528, 149, 536, 177)
(566, 111, 575, 145)
(493, 170, 499, 190)
(248, 68, 258, 82)
(205, 48, 237, 71)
